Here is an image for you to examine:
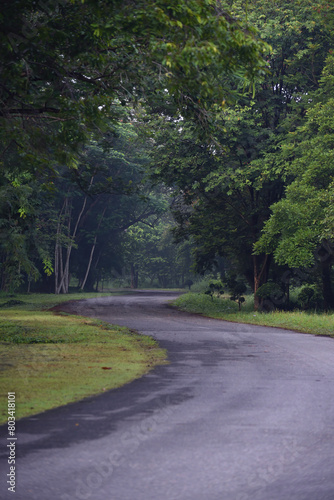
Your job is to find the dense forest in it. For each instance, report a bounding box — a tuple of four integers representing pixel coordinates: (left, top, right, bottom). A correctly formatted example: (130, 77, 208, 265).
(1, 0, 334, 311)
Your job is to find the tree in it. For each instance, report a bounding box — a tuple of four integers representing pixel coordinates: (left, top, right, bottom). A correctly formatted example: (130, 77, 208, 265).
(0, 0, 268, 176)
(119, 208, 195, 289)
(50, 119, 167, 293)
(146, 0, 334, 309)
(254, 55, 334, 309)
(0, 111, 166, 293)
(0, 168, 55, 292)
(0, 0, 269, 292)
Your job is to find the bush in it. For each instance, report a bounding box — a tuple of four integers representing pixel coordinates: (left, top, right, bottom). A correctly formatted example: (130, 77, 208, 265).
(184, 279, 194, 290)
(174, 292, 238, 315)
(190, 275, 218, 293)
(298, 285, 323, 311)
(204, 280, 224, 300)
(226, 274, 247, 310)
(256, 282, 285, 311)
(256, 282, 284, 300)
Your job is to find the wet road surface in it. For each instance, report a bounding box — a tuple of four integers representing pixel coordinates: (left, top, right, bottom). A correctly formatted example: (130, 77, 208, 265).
(1, 291, 334, 500)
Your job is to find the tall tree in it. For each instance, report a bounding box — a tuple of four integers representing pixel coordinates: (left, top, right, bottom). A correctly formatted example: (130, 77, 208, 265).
(146, 0, 334, 309)
(254, 54, 334, 309)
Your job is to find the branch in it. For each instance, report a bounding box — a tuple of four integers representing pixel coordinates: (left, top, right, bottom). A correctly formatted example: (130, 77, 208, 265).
(119, 210, 157, 231)
(2, 107, 60, 116)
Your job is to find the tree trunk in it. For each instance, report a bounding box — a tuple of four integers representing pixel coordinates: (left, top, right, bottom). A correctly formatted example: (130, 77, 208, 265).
(54, 199, 66, 294)
(253, 254, 271, 310)
(55, 176, 94, 294)
(80, 206, 106, 291)
(80, 235, 97, 291)
(130, 263, 139, 289)
(321, 256, 334, 311)
(55, 197, 72, 294)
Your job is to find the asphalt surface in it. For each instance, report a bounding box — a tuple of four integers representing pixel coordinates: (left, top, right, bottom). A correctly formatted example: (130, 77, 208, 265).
(1, 291, 334, 500)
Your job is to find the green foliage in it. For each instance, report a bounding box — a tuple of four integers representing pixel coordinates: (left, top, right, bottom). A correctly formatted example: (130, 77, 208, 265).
(255, 281, 283, 300)
(175, 292, 239, 315)
(255, 52, 334, 261)
(226, 274, 247, 310)
(255, 281, 286, 311)
(0, 0, 268, 180)
(1, 0, 268, 293)
(173, 292, 334, 338)
(3, 0, 334, 310)
(297, 285, 323, 311)
(204, 280, 224, 300)
(148, 0, 334, 310)
(254, 52, 334, 308)
(119, 212, 195, 289)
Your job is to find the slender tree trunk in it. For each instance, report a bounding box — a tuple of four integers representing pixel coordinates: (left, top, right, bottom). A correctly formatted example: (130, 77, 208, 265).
(55, 198, 69, 294)
(56, 176, 94, 294)
(59, 246, 67, 293)
(80, 206, 106, 291)
(93, 250, 101, 272)
(130, 263, 139, 289)
(62, 207, 72, 293)
(55, 198, 71, 294)
(55, 243, 59, 293)
(81, 234, 98, 291)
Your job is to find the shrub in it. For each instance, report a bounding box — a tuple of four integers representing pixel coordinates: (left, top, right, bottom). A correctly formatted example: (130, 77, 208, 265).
(255, 282, 286, 311)
(226, 274, 247, 310)
(184, 279, 194, 290)
(298, 285, 323, 311)
(204, 280, 224, 300)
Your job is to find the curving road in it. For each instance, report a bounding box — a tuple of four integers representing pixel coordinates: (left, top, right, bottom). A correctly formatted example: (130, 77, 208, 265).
(1, 291, 334, 500)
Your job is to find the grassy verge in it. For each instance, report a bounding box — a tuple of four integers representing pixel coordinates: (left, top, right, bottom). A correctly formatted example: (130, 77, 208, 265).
(173, 292, 334, 338)
(0, 293, 167, 424)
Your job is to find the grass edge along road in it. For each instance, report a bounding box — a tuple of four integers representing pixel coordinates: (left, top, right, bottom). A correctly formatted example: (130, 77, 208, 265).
(173, 292, 334, 338)
(0, 292, 167, 425)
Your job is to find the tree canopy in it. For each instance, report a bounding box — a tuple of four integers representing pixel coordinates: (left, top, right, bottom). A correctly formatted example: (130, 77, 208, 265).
(0, 0, 268, 292)
(144, 0, 334, 309)
(254, 54, 334, 309)
(0, 0, 268, 173)
(2, 0, 334, 311)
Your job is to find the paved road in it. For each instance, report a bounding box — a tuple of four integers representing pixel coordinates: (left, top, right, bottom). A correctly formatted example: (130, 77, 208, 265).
(1, 291, 334, 500)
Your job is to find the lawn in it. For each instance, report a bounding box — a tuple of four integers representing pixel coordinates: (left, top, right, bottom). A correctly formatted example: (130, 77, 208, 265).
(173, 292, 334, 338)
(0, 292, 167, 424)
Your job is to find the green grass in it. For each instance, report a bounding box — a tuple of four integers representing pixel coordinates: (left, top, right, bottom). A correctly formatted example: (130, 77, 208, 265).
(0, 292, 167, 424)
(173, 292, 334, 338)
(0, 290, 128, 311)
